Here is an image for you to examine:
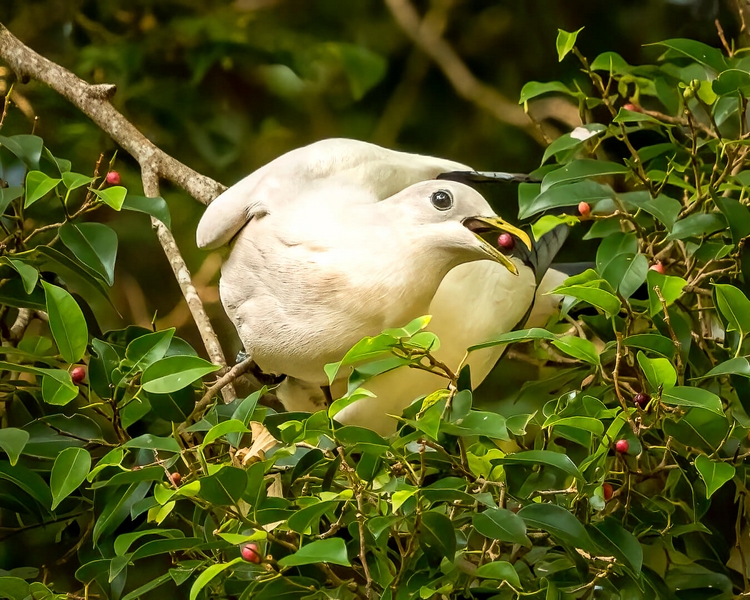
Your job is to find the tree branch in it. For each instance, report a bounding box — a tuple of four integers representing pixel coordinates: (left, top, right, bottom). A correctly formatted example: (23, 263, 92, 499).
(384, 0, 540, 139)
(0, 23, 225, 205)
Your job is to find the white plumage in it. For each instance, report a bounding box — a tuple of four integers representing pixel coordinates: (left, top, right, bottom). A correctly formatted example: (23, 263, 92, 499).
(197, 139, 565, 434)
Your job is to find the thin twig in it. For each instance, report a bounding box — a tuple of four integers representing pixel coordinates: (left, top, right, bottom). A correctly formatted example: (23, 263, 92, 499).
(185, 357, 256, 424)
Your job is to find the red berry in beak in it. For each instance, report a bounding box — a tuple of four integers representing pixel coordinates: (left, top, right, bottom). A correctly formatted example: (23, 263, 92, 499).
(498, 233, 515, 250)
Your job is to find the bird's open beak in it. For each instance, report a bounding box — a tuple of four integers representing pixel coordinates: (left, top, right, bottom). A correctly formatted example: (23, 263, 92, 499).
(462, 217, 532, 275)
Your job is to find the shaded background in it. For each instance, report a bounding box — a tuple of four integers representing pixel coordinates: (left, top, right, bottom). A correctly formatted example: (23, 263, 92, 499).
(0, 0, 738, 391)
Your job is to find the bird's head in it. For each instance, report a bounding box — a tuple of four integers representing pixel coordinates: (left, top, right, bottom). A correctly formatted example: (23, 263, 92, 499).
(386, 180, 532, 275)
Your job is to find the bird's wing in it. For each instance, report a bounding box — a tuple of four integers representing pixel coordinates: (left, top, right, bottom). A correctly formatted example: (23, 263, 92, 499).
(196, 138, 470, 249)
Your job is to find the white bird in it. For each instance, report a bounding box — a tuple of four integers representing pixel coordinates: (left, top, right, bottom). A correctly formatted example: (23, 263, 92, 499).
(197, 139, 567, 434)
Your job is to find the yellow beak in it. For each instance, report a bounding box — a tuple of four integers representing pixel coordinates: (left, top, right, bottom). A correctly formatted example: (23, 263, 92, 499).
(462, 216, 532, 276)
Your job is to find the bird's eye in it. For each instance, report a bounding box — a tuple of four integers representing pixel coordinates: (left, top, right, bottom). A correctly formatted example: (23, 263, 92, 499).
(430, 190, 453, 211)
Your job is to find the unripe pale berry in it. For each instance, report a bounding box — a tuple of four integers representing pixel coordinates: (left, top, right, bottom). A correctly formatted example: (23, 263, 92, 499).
(602, 482, 614, 501)
(615, 439, 629, 454)
(633, 393, 650, 408)
(106, 171, 121, 185)
(498, 233, 514, 250)
(578, 202, 591, 217)
(241, 543, 262, 564)
(70, 366, 86, 384)
(649, 261, 665, 274)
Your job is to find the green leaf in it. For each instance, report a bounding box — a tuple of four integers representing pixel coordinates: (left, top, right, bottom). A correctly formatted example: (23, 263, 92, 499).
(287, 500, 340, 534)
(556, 27, 584, 62)
(552, 284, 621, 316)
(0, 460, 52, 510)
(647, 271, 687, 316)
(590, 51, 632, 73)
(189, 558, 243, 600)
(123, 434, 181, 453)
(660, 386, 724, 415)
(0, 428, 29, 466)
(440, 410, 509, 440)
(0, 186, 23, 215)
(0, 134, 43, 169)
(467, 327, 554, 352)
(694, 454, 735, 498)
(666, 212, 726, 240)
(613, 108, 664, 125)
(497, 450, 583, 481)
(637, 351, 677, 392)
(518, 503, 594, 551)
(278, 538, 351, 567)
(0, 577, 30, 600)
(61, 172, 93, 190)
(519, 180, 615, 219)
(698, 357, 750, 379)
(531, 214, 578, 241)
(92, 481, 152, 546)
(714, 284, 750, 339)
(650, 38, 728, 72)
(518, 81, 577, 104)
(475, 561, 521, 587)
(124, 328, 175, 373)
(141, 356, 221, 393)
(59, 223, 118, 286)
(638, 195, 682, 230)
(590, 517, 643, 573)
(42, 282, 88, 363)
(24, 170, 61, 207)
(50, 447, 91, 510)
(552, 336, 600, 365)
(541, 124, 606, 164)
(473, 508, 531, 546)
(201, 419, 250, 449)
(544, 415, 605, 435)
(622, 333, 676, 359)
(42, 372, 79, 406)
(121, 573, 172, 600)
(123, 195, 172, 229)
(2, 258, 39, 294)
(541, 160, 628, 193)
(417, 510, 456, 564)
(713, 68, 750, 96)
(93, 186, 127, 210)
(199, 467, 248, 506)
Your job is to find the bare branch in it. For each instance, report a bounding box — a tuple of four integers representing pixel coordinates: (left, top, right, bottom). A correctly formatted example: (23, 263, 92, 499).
(0, 23, 225, 205)
(384, 0, 539, 138)
(187, 357, 257, 424)
(141, 168, 234, 403)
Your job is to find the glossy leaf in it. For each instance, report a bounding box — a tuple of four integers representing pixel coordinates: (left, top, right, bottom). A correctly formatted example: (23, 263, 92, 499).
(660, 386, 724, 415)
(42, 282, 88, 363)
(473, 508, 531, 546)
(694, 454, 735, 498)
(0, 428, 29, 466)
(24, 170, 61, 207)
(50, 447, 91, 509)
(124, 328, 175, 373)
(199, 467, 248, 505)
(93, 186, 127, 210)
(123, 195, 172, 229)
(519, 180, 614, 219)
(417, 510, 456, 564)
(475, 561, 521, 586)
(556, 27, 584, 61)
(59, 222, 118, 286)
(518, 503, 594, 551)
(637, 351, 677, 391)
(189, 558, 243, 600)
(590, 517, 643, 573)
(496, 450, 583, 480)
(714, 284, 750, 339)
(647, 271, 687, 316)
(141, 355, 221, 393)
(552, 335, 600, 365)
(278, 538, 351, 567)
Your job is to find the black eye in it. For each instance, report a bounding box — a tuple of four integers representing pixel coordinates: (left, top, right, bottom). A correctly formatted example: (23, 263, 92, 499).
(431, 189, 453, 211)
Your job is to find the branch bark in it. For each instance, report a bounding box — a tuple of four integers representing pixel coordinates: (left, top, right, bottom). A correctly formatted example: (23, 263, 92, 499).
(384, 0, 540, 139)
(0, 24, 225, 205)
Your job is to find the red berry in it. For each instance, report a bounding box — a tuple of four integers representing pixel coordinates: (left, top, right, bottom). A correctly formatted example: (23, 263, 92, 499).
(241, 543, 262, 564)
(615, 439, 629, 454)
(106, 171, 121, 185)
(602, 482, 614, 501)
(497, 233, 515, 250)
(649, 262, 665, 274)
(578, 201, 591, 217)
(633, 393, 650, 408)
(623, 103, 642, 113)
(70, 366, 86, 384)
(170, 472, 181, 486)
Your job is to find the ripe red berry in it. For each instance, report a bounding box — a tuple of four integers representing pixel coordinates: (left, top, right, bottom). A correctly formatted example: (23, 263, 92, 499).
(633, 393, 650, 408)
(241, 542, 262, 564)
(649, 262, 665, 274)
(170, 472, 181, 486)
(70, 366, 86, 384)
(498, 233, 515, 250)
(623, 103, 642, 113)
(615, 439, 629, 454)
(106, 171, 121, 185)
(578, 201, 591, 217)
(602, 482, 614, 501)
